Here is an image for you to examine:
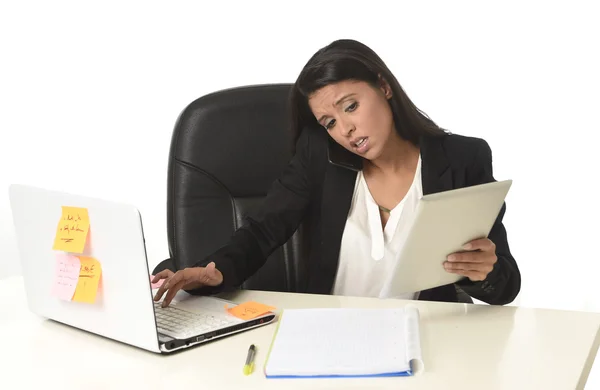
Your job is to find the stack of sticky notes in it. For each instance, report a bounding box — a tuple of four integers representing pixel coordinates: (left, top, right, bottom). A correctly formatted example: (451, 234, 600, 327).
(51, 206, 102, 304)
(226, 301, 276, 320)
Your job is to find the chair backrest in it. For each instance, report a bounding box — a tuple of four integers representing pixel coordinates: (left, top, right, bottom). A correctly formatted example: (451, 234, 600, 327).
(165, 84, 308, 292)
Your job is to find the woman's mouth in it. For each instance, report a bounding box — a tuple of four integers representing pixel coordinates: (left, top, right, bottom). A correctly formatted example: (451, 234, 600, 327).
(352, 137, 369, 154)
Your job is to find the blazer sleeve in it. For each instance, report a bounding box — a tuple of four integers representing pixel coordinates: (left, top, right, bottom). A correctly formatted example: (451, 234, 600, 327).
(456, 139, 522, 305)
(187, 128, 313, 294)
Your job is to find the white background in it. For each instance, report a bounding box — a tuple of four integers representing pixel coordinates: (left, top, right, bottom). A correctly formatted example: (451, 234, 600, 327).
(1, 0, 599, 385)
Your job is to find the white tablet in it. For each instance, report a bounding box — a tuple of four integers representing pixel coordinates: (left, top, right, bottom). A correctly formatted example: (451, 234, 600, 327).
(379, 180, 512, 298)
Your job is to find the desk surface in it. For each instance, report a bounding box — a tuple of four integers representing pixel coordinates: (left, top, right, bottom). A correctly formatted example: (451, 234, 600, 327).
(2, 276, 599, 390)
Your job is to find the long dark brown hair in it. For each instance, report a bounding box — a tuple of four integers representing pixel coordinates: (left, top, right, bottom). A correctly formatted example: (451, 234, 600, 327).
(289, 39, 447, 152)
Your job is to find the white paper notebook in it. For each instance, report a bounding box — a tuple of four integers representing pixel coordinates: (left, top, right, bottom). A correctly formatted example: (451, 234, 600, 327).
(264, 306, 424, 378)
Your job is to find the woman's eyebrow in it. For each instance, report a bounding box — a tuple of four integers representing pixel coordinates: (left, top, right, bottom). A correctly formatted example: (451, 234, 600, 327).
(317, 93, 357, 123)
(334, 93, 357, 106)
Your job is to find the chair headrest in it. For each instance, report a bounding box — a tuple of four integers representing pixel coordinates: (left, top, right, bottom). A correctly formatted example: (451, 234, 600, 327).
(169, 84, 294, 196)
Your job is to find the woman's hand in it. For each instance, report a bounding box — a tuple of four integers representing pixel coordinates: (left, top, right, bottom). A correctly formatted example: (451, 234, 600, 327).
(152, 262, 223, 307)
(444, 238, 497, 282)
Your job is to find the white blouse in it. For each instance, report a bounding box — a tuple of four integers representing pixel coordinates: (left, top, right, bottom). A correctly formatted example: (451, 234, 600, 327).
(332, 155, 423, 299)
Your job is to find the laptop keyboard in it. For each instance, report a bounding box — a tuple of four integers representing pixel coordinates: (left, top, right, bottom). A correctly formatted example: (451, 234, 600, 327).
(153, 302, 236, 339)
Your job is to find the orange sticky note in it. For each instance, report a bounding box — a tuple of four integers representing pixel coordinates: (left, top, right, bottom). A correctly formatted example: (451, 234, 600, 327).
(52, 206, 90, 254)
(227, 301, 276, 320)
(72, 256, 102, 304)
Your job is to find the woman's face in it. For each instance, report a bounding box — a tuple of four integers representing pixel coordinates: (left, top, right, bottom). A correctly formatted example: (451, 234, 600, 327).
(308, 79, 395, 161)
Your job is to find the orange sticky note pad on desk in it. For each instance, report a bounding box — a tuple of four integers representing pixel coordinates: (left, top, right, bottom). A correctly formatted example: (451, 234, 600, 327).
(227, 301, 276, 320)
(72, 256, 102, 304)
(52, 206, 90, 254)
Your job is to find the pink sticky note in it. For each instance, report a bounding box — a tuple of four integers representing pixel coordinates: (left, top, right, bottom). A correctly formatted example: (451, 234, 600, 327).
(52, 253, 81, 301)
(150, 275, 165, 289)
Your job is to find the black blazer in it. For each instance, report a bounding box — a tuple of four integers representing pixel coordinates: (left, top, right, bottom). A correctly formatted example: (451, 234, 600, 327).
(194, 126, 521, 305)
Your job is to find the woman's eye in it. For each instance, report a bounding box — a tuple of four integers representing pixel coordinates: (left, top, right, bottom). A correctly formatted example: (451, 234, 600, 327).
(325, 119, 336, 129)
(345, 102, 358, 112)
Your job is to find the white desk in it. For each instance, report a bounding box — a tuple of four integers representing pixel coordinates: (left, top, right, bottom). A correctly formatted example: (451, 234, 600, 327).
(2, 276, 599, 390)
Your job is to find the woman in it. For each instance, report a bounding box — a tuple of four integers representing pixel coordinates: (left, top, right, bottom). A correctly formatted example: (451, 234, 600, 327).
(153, 39, 521, 307)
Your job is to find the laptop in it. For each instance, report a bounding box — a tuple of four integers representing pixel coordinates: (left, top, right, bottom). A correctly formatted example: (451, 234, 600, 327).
(8, 184, 276, 353)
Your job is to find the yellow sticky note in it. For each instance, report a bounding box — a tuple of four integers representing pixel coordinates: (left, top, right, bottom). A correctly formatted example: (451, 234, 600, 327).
(72, 256, 102, 304)
(52, 206, 90, 254)
(227, 301, 276, 320)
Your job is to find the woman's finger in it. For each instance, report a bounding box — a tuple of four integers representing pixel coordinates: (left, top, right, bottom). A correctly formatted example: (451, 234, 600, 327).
(447, 251, 491, 263)
(445, 261, 479, 272)
(162, 279, 187, 308)
(153, 271, 181, 301)
(153, 283, 168, 301)
(152, 269, 173, 283)
(462, 238, 496, 252)
(445, 261, 493, 273)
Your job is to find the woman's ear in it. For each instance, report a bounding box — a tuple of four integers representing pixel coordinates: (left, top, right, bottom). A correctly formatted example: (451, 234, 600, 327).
(378, 74, 393, 99)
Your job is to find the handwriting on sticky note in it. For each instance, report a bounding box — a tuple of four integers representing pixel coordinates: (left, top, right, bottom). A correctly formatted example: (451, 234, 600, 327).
(72, 256, 102, 304)
(52, 206, 90, 254)
(52, 253, 81, 301)
(150, 275, 164, 289)
(227, 301, 276, 320)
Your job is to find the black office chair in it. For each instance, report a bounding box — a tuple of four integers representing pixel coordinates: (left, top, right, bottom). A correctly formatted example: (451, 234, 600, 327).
(152, 84, 472, 303)
(152, 84, 308, 292)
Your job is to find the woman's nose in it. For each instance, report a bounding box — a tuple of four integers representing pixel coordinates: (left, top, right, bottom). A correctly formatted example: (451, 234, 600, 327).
(340, 119, 355, 137)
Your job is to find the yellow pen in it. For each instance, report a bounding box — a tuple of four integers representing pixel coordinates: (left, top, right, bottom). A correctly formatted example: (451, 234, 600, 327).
(243, 344, 256, 375)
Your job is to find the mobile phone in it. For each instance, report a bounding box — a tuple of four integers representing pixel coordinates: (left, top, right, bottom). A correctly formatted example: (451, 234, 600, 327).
(327, 137, 363, 171)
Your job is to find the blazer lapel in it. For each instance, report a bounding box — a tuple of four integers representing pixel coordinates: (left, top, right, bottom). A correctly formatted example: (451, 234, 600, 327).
(420, 134, 453, 195)
(311, 163, 357, 294)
